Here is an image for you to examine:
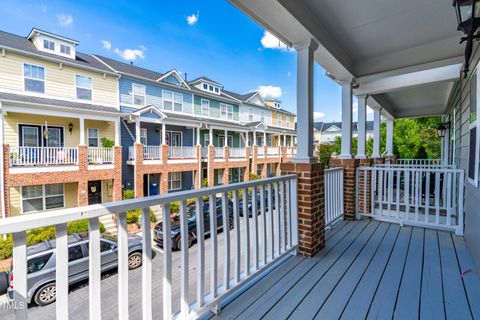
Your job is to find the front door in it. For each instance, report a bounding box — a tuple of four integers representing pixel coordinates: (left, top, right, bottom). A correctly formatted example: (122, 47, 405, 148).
(88, 181, 102, 205)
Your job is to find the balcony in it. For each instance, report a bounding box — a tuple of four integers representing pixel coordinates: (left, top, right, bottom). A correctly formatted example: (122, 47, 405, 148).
(168, 146, 196, 160)
(228, 147, 247, 158)
(87, 147, 114, 165)
(9, 146, 78, 167)
(143, 146, 162, 160)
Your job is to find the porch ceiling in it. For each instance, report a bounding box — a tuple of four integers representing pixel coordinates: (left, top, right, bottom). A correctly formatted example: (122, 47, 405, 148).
(229, 0, 464, 118)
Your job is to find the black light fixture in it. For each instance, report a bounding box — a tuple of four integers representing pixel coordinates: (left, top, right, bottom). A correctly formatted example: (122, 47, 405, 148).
(453, 0, 480, 78)
(68, 123, 73, 133)
(155, 126, 160, 133)
(437, 121, 451, 138)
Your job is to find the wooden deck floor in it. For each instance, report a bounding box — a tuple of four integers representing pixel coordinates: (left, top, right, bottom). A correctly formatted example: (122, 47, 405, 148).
(213, 219, 480, 320)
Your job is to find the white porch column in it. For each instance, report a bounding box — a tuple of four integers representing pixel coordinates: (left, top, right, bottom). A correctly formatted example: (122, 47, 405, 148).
(291, 135, 294, 147)
(283, 133, 287, 147)
(253, 131, 257, 146)
(196, 127, 201, 145)
(114, 119, 120, 146)
(246, 132, 250, 147)
(372, 108, 381, 158)
(263, 131, 267, 146)
(161, 123, 166, 145)
(386, 118, 394, 156)
(356, 95, 367, 159)
(340, 82, 353, 159)
(135, 119, 141, 144)
(294, 39, 318, 163)
(224, 129, 228, 147)
(79, 117, 85, 145)
(209, 127, 213, 146)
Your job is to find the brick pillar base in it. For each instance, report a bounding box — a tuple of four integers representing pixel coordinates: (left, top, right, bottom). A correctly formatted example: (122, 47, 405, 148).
(261, 163, 267, 178)
(373, 157, 385, 165)
(113, 146, 123, 201)
(160, 172, 169, 194)
(134, 143, 144, 198)
(244, 147, 251, 181)
(78, 180, 89, 206)
(357, 158, 373, 214)
(208, 145, 214, 187)
(385, 155, 397, 164)
(281, 162, 325, 257)
(252, 145, 258, 177)
(222, 168, 229, 185)
(329, 157, 360, 220)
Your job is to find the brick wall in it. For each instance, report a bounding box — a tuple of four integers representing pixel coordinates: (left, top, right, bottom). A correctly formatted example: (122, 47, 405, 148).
(329, 157, 360, 220)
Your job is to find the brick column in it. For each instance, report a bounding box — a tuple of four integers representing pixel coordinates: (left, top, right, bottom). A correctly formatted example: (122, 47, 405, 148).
(263, 145, 268, 159)
(222, 168, 229, 185)
(134, 143, 144, 198)
(77, 145, 89, 206)
(261, 162, 267, 178)
(373, 157, 385, 165)
(252, 145, 258, 177)
(281, 162, 325, 256)
(329, 157, 360, 220)
(357, 158, 372, 214)
(112, 146, 123, 201)
(160, 172, 169, 194)
(78, 145, 88, 171)
(281, 146, 287, 162)
(244, 146, 251, 181)
(224, 146, 229, 161)
(385, 155, 397, 164)
(2, 145, 10, 217)
(208, 145, 214, 187)
(78, 179, 89, 207)
(161, 144, 169, 163)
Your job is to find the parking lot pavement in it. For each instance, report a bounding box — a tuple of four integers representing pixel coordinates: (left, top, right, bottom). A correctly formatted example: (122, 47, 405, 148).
(0, 216, 265, 320)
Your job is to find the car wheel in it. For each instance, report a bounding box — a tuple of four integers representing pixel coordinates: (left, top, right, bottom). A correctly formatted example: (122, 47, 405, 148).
(34, 283, 56, 306)
(176, 234, 193, 250)
(128, 252, 142, 270)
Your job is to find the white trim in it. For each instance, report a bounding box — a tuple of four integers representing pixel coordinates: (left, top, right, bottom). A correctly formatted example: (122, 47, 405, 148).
(201, 98, 210, 117)
(87, 128, 99, 147)
(467, 71, 480, 186)
(75, 74, 93, 101)
(10, 166, 79, 174)
(22, 62, 46, 94)
(1, 104, 120, 121)
(132, 83, 147, 107)
(20, 183, 65, 214)
(88, 164, 115, 170)
(156, 70, 191, 89)
(168, 171, 182, 191)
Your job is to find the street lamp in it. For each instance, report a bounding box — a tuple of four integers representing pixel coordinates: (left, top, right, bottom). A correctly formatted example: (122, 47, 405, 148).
(437, 122, 451, 138)
(453, 0, 480, 77)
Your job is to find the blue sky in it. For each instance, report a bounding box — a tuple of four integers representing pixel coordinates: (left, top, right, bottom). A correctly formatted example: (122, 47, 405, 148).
(0, 0, 365, 122)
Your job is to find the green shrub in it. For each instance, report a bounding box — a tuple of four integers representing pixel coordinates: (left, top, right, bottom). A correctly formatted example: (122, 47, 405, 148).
(126, 209, 142, 224)
(67, 220, 106, 234)
(101, 137, 115, 148)
(169, 201, 180, 214)
(27, 227, 56, 246)
(123, 189, 135, 200)
(202, 178, 209, 188)
(0, 236, 13, 260)
(249, 173, 261, 181)
(136, 209, 158, 227)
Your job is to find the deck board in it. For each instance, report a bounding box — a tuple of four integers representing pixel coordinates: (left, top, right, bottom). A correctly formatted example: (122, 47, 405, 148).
(213, 220, 480, 320)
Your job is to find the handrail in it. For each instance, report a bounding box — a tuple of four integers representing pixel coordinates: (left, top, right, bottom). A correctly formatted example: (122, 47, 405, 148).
(168, 146, 195, 159)
(9, 146, 78, 166)
(143, 146, 162, 160)
(88, 147, 114, 164)
(2, 175, 298, 320)
(324, 168, 344, 228)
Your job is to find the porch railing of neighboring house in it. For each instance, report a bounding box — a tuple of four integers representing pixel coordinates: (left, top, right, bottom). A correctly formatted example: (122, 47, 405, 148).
(267, 146, 279, 156)
(214, 147, 224, 158)
(9, 146, 78, 166)
(88, 147, 114, 164)
(168, 146, 196, 159)
(292, 148, 297, 156)
(143, 146, 162, 160)
(2, 175, 298, 320)
(128, 146, 135, 160)
(356, 165, 464, 235)
(201, 147, 208, 158)
(397, 158, 442, 166)
(229, 147, 246, 158)
(324, 168, 344, 228)
(257, 147, 265, 157)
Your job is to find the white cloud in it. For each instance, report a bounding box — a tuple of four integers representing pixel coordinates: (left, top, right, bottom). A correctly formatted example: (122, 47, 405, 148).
(186, 12, 199, 26)
(114, 47, 145, 61)
(260, 31, 292, 51)
(287, 71, 292, 77)
(57, 13, 73, 27)
(352, 102, 373, 114)
(258, 85, 282, 98)
(314, 112, 326, 121)
(102, 40, 112, 50)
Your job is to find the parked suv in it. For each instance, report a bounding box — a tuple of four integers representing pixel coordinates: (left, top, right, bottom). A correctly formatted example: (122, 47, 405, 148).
(154, 197, 234, 250)
(7, 233, 143, 306)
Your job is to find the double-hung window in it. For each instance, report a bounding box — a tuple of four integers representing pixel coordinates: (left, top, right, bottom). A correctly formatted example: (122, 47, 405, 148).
(43, 39, 55, 51)
(76, 75, 92, 100)
(286, 116, 291, 127)
(201, 99, 210, 116)
(249, 108, 254, 121)
(468, 71, 480, 186)
(133, 83, 146, 106)
(60, 44, 71, 55)
(163, 90, 183, 112)
(260, 111, 265, 122)
(140, 128, 148, 145)
(168, 172, 182, 190)
(88, 128, 99, 147)
(24, 64, 45, 93)
(22, 184, 64, 213)
(220, 103, 233, 120)
(277, 116, 282, 126)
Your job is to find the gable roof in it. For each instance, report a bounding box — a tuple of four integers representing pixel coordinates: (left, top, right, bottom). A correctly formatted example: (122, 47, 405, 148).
(0, 30, 114, 74)
(189, 76, 222, 86)
(314, 121, 375, 132)
(156, 70, 190, 89)
(130, 105, 167, 119)
(92, 54, 163, 81)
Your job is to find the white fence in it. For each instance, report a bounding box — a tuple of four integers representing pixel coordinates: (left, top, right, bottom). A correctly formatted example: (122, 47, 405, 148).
(324, 168, 344, 228)
(214, 147, 224, 158)
(257, 147, 265, 157)
(229, 147, 246, 158)
(356, 166, 464, 235)
(168, 146, 196, 159)
(144, 146, 162, 160)
(88, 148, 114, 164)
(267, 147, 279, 156)
(396, 159, 442, 166)
(2, 175, 298, 320)
(9, 146, 78, 166)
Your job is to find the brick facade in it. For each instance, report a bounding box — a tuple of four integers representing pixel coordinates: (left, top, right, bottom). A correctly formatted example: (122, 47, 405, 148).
(329, 157, 360, 220)
(281, 162, 325, 257)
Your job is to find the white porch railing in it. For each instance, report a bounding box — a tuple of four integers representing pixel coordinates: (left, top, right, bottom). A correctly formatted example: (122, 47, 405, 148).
(144, 146, 162, 160)
(88, 147, 114, 164)
(397, 159, 442, 166)
(214, 147, 224, 158)
(257, 147, 265, 157)
(128, 146, 135, 160)
(168, 146, 196, 159)
(356, 166, 464, 235)
(201, 147, 208, 158)
(286, 148, 292, 156)
(324, 168, 344, 228)
(267, 147, 279, 156)
(229, 147, 246, 158)
(9, 146, 78, 166)
(2, 175, 298, 320)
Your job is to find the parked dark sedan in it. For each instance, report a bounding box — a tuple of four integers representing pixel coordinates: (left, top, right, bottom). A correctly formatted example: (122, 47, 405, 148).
(154, 198, 234, 250)
(238, 190, 276, 217)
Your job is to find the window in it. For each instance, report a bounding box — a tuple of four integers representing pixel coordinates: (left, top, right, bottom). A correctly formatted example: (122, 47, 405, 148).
(27, 253, 53, 274)
(201, 82, 220, 94)
(201, 99, 210, 116)
(60, 44, 71, 55)
(203, 83, 208, 90)
(22, 184, 64, 213)
(43, 39, 55, 51)
(68, 245, 85, 262)
(209, 85, 214, 91)
(277, 116, 282, 126)
(260, 111, 265, 122)
(24, 64, 45, 93)
(163, 90, 183, 112)
(220, 103, 234, 120)
(133, 83, 146, 106)
(168, 172, 182, 190)
(75, 75, 92, 100)
(249, 108, 254, 121)
(140, 128, 148, 145)
(204, 133, 210, 146)
(286, 116, 291, 127)
(216, 169, 224, 185)
(468, 71, 480, 186)
(88, 128, 99, 147)
(100, 240, 114, 252)
(215, 87, 219, 93)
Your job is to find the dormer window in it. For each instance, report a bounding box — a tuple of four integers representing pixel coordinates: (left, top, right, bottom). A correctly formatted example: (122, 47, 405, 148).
(201, 82, 221, 94)
(43, 39, 55, 51)
(215, 87, 219, 93)
(60, 44, 71, 55)
(203, 83, 208, 90)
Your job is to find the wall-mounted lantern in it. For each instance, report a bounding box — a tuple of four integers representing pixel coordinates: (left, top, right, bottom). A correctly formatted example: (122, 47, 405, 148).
(453, 0, 480, 77)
